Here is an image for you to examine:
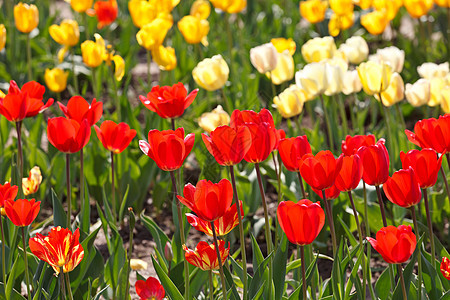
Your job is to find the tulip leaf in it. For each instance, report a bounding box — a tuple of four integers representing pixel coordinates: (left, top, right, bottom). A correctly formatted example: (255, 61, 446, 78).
(375, 267, 393, 300)
(273, 234, 288, 300)
(151, 256, 184, 300)
(188, 268, 208, 298)
(223, 266, 241, 300)
(79, 180, 90, 234)
(420, 252, 442, 300)
(287, 253, 319, 300)
(0, 282, 26, 300)
(117, 184, 130, 223)
(337, 215, 358, 248)
(250, 233, 265, 271)
(440, 290, 450, 300)
(248, 251, 273, 299)
(5, 255, 23, 300)
(51, 189, 67, 228)
(140, 211, 170, 267)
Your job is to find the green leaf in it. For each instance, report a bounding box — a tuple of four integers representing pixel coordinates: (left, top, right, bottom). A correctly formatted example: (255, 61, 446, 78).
(51, 189, 67, 228)
(375, 267, 395, 300)
(140, 212, 170, 267)
(6, 255, 23, 300)
(421, 251, 442, 300)
(223, 265, 241, 300)
(273, 234, 288, 300)
(337, 216, 358, 248)
(79, 181, 91, 234)
(151, 256, 183, 300)
(248, 251, 273, 299)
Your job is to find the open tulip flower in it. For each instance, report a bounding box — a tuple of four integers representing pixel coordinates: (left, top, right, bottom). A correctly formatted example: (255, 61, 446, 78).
(383, 167, 422, 208)
(177, 179, 233, 222)
(0, 80, 53, 122)
(139, 82, 198, 119)
(0, 183, 18, 209)
(406, 116, 450, 154)
(186, 200, 244, 236)
(367, 225, 416, 264)
(4, 198, 40, 227)
(341, 134, 376, 156)
(183, 240, 230, 271)
(87, 0, 118, 29)
(135, 276, 165, 300)
(29, 227, 84, 274)
(300, 150, 344, 191)
(47, 117, 91, 153)
(357, 140, 390, 186)
(58, 96, 103, 126)
(335, 154, 363, 192)
(22, 166, 42, 196)
(400, 149, 443, 188)
(94, 121, 137, 154)
(278, 136, 312, 172)
(139, 128, 195, 171)
(441, 257, 450, 280)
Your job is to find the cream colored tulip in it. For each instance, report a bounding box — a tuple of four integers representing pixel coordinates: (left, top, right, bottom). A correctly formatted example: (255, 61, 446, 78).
(374, 72, 404, 106)
(405, 79, 430, 107)
(193, 55, 229, 91)
(301, 36, 336, 63)
(198, 105, 230, 133)
(440, 86, 450, 113)
(428, 77, 446, 106)
(130, 259, 148, 270)
(266, 52, 294, 85)
(273, 85, 307, 118)
(338, 36, 368, 64)
(357, 61, 392, 95)
(250, 43, 278, 74)
(369, 46, 405, 73)
(323, 58, 346, 96)
(342, 70, 362, 95)
(417, 62, 449, 79)
(295, 62, 327, 97)
(271, 37, 296, 56)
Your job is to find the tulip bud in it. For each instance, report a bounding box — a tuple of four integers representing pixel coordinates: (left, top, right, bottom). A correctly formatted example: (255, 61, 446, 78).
(404, 0, 434, 18)
(151, 45, 177, 71)
(250, 43, 279, 74)
(357, 61, 393, 95)
(192, 55, 229, 91)
(81, 33, 105, 68)
(0, 25, 6, 51)
(44, 68, 69, 93)
(130, 258, 148, 271)
(417, 62, 449, 80)
(165, 241, 173, 262)
(190, 0, 211, 19)
(342, 70, 362, 95)
(338, 36, 369, 64)
(266, 52, 294, 85)
(374, 72, 404, 106)
(273, 85, 307, 118)
(369, 46, 405, 73)
(301, 36, 336, 63)
(136, 18, 173, 51)
(69, 0, 94, 13)
(271, 37, 296, 56)
(14, 2, 39, 34)
(198, 105, 230, 133)
(405, 79, 430, 107)
(300, 0, 328, 24)
(361, 10, 389, 35)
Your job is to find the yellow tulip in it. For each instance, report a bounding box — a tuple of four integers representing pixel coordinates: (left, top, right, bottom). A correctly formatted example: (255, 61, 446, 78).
(0, 90, 5, 98)
(329, 0, 354, 15)
(360, 10, 389, 35)
(136, 18, 172, 51)
(45, 68, 69, 93)
(295, 62, 327, 97)
(338, 36, 369, 64)
(440, 86, 450, 113)
(417, 62, 449, 79)
(433, 0, 450, 7)
(405, 79, 430, 107)
(210, 0, 246, 13)
(81, 33, 105, 68)
(428, 77, 446, 106)
(342, 70, 362, 95)
(128, 0, 157, 28)
(177, 16, 209, 46)
(369, 46, 405, 73)
(404, 0, 434, 18)
(266, 52, 295, 85)
(155, 0, 180, 14)
(273, 85, 307, 118)
(300, 0, 328, 24)
(301, 36, 336, 63)
(112, 55, 125, 81)
(193, 55, 229, 91)
(373, 0, 401, 20)
(357, 61, 392, 95)
(22, 166, 42, 196)
(250, 43, 279, 74)
(374, 72, 404, 106)
(49, 20, 80, 47)
(14, 3, 39, 33)
(0, 25, 6, 51)
(67, 0, 94, 13)
(198, 105, 230, 133)
(152, 45, 177, 71)
(355, 0, 373, 9)
(190, 0, 211, 19)
(328, 12, 354, 37)
(271, 38, 296, 56)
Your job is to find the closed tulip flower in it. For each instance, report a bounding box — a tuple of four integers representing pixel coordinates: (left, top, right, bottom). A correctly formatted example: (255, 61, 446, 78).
(441, 86, 450, 113)
(190, 0, 211, 19)
(136, 18, 173, 51)
(323, 58, 346, 96)
(210, 0, 246, 13)
(130, 258, 148, 271)
(88, 0, 118, 29)
(417, 62, 449, 79)
(428, 77, 446, 106)
(0, 25, 6, 51)
(49, 19, 79, 47)
(400, 149, 443, 188)
(300, 151, 344, 191)
(95, 121, 137, 154)
(277, 200, 325, 245)
(405, 116, 450, 154)
(300, 0, 328, 24)
(329, 0, 354, 15)
(267, 52, 294, 85)
(338, 36, 369, 64)
(273, 85, 308, 118)
(301, 36, 336, 63)
(14, 3, 39, 33)
(4, 198, 40, 227)
(58, 96, 103, 126)
(373, 0, 402, 20)
(434, 0, 450, 6)
(135, 277, 165, 300)
(279, 136, 312, 172)
(313, 184, 342, 200)
(295, 62, 327, 97)
(152, 45, 177, 71)
(342, 70, 363, 95)
(29, 227, 84, 274)
(250, 43, 279, 74)
(22, 166, 42, 196)
(128, 0, 157, 28)
(405, 79, 430, 107)
(81, 33, 105, 68)
(357, 61, 392, 95)
(369, 46, 405, 73)
(441, 257, 450, 280)
(178, 15, 209, 46)
(44, 68, 69, 93)
(139, 82, 198, 119)
(193, 55, 229, 91)
(0, 183, 18, 210)
(341, 134, 376, 156)
(139, 128, 195, 171)
(69, 0, 94, 13)
(202, 125, 251, 166)
(335, 154, 363, 192)
(374, 72, 404, 106)
(328, 12, 354, 37)
(404, 0, 433, 18)
(183, 240, 230, 271)
(357, 140, 390, 186)
(355, 0, 373, 9)
(361, 10, 389, 35)
(271, 38, 296, 56)
(47, 118, 91, 153)
(198, 105, 230, 133)
(383, 168, 422, 208)
(367, 225, 416, 264)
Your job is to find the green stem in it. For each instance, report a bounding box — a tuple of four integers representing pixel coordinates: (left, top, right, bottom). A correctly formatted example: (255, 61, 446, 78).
(64, 273, 73, 300)
(21, 227, 31, 299)
(125, 212, 134, 297)
(71, 47, 78, 95)
(111, 152, 116, 223)
(300, 246, 307, 300)
(60, 267, 66, 300)
(66, 154, 71, 227)
(80, 149, 84, 218)
(320, 95, 334, 151)
(337, 94, 348, 137)
(395, 104, 406, 131)
(26, 34, 32, 81)
(221, 88, 231, 115)
(208, 270, 214, 300)
(322, 190, 337, 256)
(91, 67, 98, 100)
(108, 65, 121, 120)
(410, 207, 422, 300)
(363, 182, 370, 235)
(146, 50, 152, 88)
(398, 264, 408, 300)
(15, 121, 24, 198)
(297, 172, 307, 199)
(0, 216, 5, 285)
(349, 93, 357, 134)
(439, 166, 450, 207)
(379, 95, 394, 172)
(294, 113, 303, 135)
(82, 13, 89, 40)
(423, 189, 435, 266)
(375, 185, 388, 227)
(211, 222, 227, 300)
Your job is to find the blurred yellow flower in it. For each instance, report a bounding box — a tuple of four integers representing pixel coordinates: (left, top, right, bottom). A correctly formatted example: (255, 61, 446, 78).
(374, 72, 404, 106)
(130, 259, 148, 271)
(433, 0, 450, 7)
(49, 20, 80, 46)
(45, 68, 69, 93)
(417, 62, 449, 79)
(372, 0, 401, 20)
(22, 166, 42, 196)
(323, 58, 347, 95)
(152, 45, 177, 71)
(355, 0, 373, 9)
(210, 0, 246, 13)
(440, 86, 450, 113)
(360, 10, 389, 35)
(0, 90, 5, 98)
(177, 16, 209, 46)
(328, 12, 354, 37)
(338, 36, 368, 64)
(81, 33, 105, 68)
(295, 62, 327, 97)
(128, 0, 157, 28)
(404, 0, 434, 18)
(266, 52, 295, 85)
(271, 38, 296, 56)
(273, 85, 307, 118)
(300, 0, 328, 24)
(0, 25, 5, 51)
(342, 70, 362, 95)
(14, 3, 39, 33)
(250, 43, 279, 74)
(190, 0, 211, 19)
(301, 36, 336, 63)
(369, 46, 405, 73)
(136, 18, 172, 51)
(329, 0, 354, 15)
(193, 55, 229, 91)
(405, 79, 430, 107)
(103, 45, 125, 80)
(155, 0, 180, 14)
(198, 105, 230, 133)
(357, 61, 392, 95)
(428, 77, 446, 106)
(67, 0, 93, 13)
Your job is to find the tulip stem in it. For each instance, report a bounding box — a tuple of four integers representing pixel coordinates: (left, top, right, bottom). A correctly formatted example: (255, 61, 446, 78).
(82, 13, 89, 40)
(320, 95, 334, 151)
(395, 104, 406, 131)
(229, 166, 248, 300)
(375, 185, 388, 227)
(300, 245, 307, 300)
(71, 47, 78, 95)
(66, 154, 71, 227)
(398, 264, 408, 300)
(0, 216, 5, 285)
(211, 222, 227, 300)
(294, 114, 303, 135)
(26, 33, 32, 81)
(221, 88, 232, 116)
(410, 207, 422, 300)
(60, 267, 66, 300)
(21, 227, 31, 299)
(379, 97, 395, 172)
(321, 190, 337, 256)
(363, 182, 370, 235)
(446, 153, 450, 175)
(169, 171, 189, 300)
(80, 148, 84, 218)
(208, 270, 214, 300)
(64, 273, 73, 300)
(108, 65, 121, 120)
(91, 67, 99, 100)
(337, 94, 348, 137)
(439, 166, 450, 207)
(297, 172, 307, 199)
(15, 121, 24, 198)
(111, 152, 117, 223)
(146, 50, 151, 88)
(423, 189, 436, 267)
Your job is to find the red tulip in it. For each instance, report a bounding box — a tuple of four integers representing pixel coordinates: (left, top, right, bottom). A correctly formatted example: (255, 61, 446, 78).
(335, 154, 363, 192)
(135, 277, 165, 300)
(88, 0, 118, 29)
(94, 120, 136, 153)
(367, 225, 416, 264)
(4, 198, 40, 226)
(383, 167, 422, 208)
(300, 151, 343, 191)
(405, 115, 450, 154)
(58, 96, 103, 126)
(441, 257, 450, 280)
(0, 80, 53, 122)
(139, 82, 198, 119)
(202, 125, 251, 166)
(177, 179, 233, 222)
(274, 129, 286, 150)
(357, 140, 390, 186)
(47, 117, 91, 153)
(183, 240, 230, 271)
(139, 128, 195, 171)
(341, 134, 376, 156)
(29, 227, 84, 274)
(278, 136, 312, 172)
(277, 199, 325, 245)
(312, 184, 341, 200)
(186, 200, 244, 236)
(400, 149, 443, 189)
(0, 182, 18, 208)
